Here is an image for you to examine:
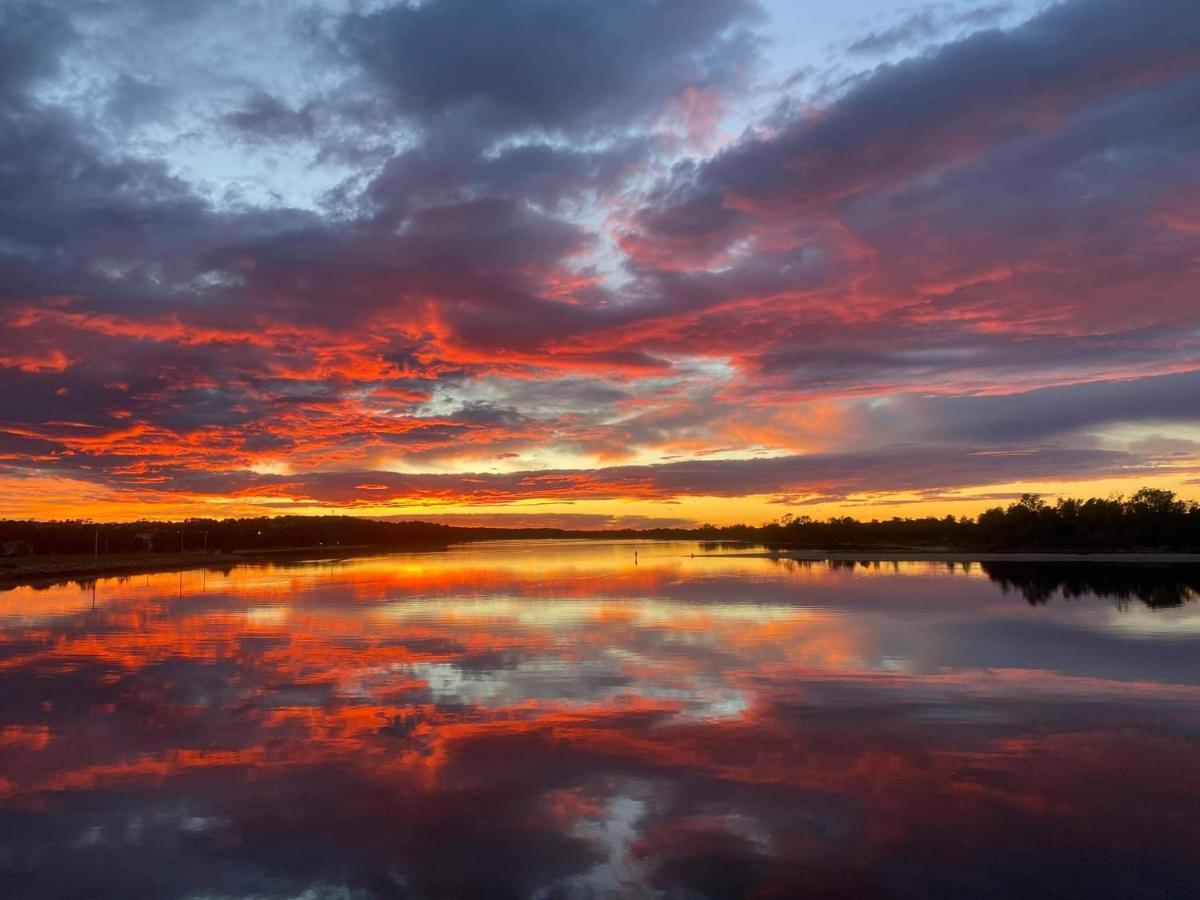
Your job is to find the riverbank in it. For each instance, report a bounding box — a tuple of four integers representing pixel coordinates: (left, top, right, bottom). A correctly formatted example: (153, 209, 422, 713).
(7, 543, 1200, 592)
(719, 550, 1200, 563)
(0, 544, 441, 589)
(0, 551, 249, 588)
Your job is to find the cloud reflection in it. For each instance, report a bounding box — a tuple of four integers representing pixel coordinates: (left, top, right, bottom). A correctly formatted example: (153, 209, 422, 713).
(1, 543, 1198, 897)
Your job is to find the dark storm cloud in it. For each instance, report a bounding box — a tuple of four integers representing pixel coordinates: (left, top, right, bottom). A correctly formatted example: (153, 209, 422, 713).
(341, 0, 759, 136)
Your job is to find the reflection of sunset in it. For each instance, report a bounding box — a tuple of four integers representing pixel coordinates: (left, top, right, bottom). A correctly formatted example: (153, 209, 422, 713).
(1, 543, 1198, 896)
(4, 0, 1200, 891)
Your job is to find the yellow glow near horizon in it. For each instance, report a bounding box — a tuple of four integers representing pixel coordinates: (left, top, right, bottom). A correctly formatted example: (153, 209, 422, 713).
(2, 469, 1198, 526)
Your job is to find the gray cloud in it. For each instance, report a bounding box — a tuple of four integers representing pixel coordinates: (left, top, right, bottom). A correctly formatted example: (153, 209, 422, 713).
(102, 444, 1164, 507)
(634, 0, 1200, 247)
(222, 92, 317, 143)
(0, 2, 72, 100)
(0, 0, 1198, 515)
(341, 0, 759, 137)
(847, 3, 1013, 56)
(862, 370, 1200, 445)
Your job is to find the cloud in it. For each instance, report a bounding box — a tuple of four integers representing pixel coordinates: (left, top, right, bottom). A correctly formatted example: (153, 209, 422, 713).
(64, 444, 1156, 510)
(632, 0, 1200, 248)
(341, 0, 759, 137)
(0, 0, 1198, 519)
(864, 370, 1200, 445)
(846, 3, 1013, 56)
(380, 512, 700, 529)
(222, 92, 316, 143)
(0, 2, 72, 100)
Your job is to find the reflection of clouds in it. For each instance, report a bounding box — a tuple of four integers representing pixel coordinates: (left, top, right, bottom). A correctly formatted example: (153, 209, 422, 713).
(406, 649, 750, 720)
(1096, 606, 1200, 637)
(410, 658, 622, 707)
(374, 596, 611, 625)
(1, 543, 1199, 896)
(556, 792, 647, 895)
(243, 604, 290, 624)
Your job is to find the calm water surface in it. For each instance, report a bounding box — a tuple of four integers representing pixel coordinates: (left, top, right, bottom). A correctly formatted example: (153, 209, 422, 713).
(1, 540, 1199, 898)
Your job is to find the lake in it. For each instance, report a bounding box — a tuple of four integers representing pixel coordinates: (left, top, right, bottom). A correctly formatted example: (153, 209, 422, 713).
(1, 540, 1199, 898)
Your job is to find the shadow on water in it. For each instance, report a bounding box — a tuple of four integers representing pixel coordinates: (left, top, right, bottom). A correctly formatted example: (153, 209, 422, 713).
(766, 557, 1200, 609)
(981, 562, 1200, 609)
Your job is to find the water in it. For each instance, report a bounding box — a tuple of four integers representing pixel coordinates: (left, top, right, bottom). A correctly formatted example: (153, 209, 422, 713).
(1, 540, 1198, 899)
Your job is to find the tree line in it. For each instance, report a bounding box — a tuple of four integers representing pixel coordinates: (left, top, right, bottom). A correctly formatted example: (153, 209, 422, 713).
(688, 487, 1200, 551)
(0, 516, 468, 556)
(1, 487, 1198, 556)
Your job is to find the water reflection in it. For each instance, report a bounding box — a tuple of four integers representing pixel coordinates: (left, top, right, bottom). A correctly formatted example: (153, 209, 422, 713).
(981, 561, 1200, 608)
(1, 542, 1198, 898)
(762, 555, 1200, 609)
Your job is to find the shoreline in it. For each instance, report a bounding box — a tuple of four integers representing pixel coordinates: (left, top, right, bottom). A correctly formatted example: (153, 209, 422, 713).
(0, 551, 247, 589)
(717, 550, 1200, 563)
(5, 543, 1200, 591)
(0, 544, 442, 590)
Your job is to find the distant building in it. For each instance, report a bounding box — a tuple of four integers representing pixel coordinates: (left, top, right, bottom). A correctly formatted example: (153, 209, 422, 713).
(1, 540, 34, 556)
(134, 532, 157, 550)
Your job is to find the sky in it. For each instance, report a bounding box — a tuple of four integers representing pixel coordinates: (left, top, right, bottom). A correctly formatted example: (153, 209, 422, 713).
(0, 0, 1198, 527)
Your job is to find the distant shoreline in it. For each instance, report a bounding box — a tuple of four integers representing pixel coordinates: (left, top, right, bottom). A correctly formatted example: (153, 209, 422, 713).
(0, 544, 421, 590)
(0, 551, 245, 589)
(6, 542, 1200, 592)
(719, 550, 1200, 563)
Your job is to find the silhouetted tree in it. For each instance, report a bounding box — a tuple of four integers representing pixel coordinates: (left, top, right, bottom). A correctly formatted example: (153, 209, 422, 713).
(2, 487, 1198, 557)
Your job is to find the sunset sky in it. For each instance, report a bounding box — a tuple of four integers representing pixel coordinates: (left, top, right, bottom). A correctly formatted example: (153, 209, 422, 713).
(1, 0, 1198, 526)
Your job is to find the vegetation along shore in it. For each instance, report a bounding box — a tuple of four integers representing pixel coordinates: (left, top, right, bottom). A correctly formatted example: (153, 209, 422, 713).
(2, 488, 1198, 590)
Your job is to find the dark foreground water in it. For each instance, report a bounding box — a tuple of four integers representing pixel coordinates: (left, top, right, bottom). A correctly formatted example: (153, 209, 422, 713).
(1, 541, 1199, 899)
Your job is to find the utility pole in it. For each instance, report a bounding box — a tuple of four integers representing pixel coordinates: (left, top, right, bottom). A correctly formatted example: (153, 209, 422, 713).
(180, 529, 184, 553)
(94, 527, 99, 559)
